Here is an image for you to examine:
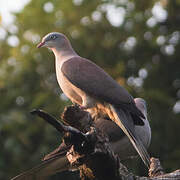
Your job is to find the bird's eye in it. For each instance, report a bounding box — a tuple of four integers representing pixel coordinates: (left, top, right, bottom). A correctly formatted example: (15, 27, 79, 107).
(51, 35, 57, 40)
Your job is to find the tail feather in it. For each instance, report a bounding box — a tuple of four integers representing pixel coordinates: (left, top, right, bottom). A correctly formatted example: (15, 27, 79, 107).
(11, 155, 70, 180)
(109, 104, 150, 168)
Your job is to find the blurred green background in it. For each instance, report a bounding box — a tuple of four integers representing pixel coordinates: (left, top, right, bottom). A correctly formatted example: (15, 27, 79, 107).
(0, 0, 180, 179)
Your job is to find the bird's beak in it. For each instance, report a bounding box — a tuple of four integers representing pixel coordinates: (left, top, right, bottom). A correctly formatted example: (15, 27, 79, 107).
(37, 41, 45, 48)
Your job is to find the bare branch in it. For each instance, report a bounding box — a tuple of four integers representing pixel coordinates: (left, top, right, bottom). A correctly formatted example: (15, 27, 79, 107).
(12, 106, 180, 180)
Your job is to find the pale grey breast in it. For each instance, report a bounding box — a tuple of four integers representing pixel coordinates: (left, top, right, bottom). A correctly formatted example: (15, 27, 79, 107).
(55, 59, 84, 105)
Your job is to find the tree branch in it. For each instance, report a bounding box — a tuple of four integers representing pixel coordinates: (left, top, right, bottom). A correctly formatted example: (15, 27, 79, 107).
(31, 106, 180, 180)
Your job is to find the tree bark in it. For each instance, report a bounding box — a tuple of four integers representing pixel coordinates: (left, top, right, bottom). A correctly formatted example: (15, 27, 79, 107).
(32, 106, 180, 180)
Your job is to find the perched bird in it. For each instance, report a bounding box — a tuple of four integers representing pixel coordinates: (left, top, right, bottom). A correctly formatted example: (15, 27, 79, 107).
(11, 98, 151, 180)
(96, 98, 151, 159)
(37, 32, 150, 167)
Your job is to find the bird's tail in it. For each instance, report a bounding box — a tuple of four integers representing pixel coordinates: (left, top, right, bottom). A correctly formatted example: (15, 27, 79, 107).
(11, 154, 70, 180)
(109, 104, 150, 168)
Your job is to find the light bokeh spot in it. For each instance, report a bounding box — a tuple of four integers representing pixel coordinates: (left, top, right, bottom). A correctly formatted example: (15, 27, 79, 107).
(73, 0, 83, 6)
(139, 68, 148, 79)
(7, 35, 19, 47)
(173, 100, 180, 113)
(152, 2, 168, 22)
(43, 2, 54, 13)
(156, 35, 166, 46)
(0, 27, 7, 40)
(60, 93, 69, 101)
(106, 5, 126, 27)
(92, 11, 102, 22)
(16, 96, 25, 106)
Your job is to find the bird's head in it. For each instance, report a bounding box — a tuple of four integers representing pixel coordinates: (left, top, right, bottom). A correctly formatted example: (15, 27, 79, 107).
(37, 32, 66, 49)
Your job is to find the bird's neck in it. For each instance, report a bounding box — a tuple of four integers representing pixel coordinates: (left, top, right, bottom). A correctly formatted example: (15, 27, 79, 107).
(52, 44, 78, 64)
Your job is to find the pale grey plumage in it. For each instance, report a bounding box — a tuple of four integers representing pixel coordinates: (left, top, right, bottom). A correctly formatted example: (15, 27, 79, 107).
(37, 32, 150, 167)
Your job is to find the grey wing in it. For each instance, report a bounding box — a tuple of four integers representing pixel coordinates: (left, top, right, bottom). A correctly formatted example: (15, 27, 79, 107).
(61, 57, 133, 105)
(61, 57, 144, 124)
(110, 105, 150, 168)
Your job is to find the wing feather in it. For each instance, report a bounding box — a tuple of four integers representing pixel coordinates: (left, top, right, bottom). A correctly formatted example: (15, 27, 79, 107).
(61, 57, 144, 124)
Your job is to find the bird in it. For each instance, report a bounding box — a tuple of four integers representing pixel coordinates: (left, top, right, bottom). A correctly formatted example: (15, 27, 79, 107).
(36, 32, 150, 167)
(11, 98, 151, 180)
(96, 98, 151, 159)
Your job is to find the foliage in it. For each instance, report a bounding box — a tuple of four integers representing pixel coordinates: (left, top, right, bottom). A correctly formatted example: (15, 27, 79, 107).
(0, 0, 180, 179)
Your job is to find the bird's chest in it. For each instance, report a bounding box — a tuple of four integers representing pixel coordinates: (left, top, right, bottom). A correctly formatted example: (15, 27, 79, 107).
(55, 61, 84, 105)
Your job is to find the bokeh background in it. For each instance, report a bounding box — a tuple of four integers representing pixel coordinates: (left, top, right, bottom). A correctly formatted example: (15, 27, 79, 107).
(0, 0, 180, 179)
